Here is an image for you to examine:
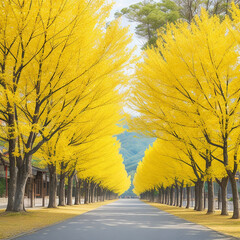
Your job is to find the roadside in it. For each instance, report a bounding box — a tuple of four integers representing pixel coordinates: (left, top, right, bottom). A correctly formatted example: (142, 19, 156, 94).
(145, 201, 240, 239)
(0, 200, 116, 239)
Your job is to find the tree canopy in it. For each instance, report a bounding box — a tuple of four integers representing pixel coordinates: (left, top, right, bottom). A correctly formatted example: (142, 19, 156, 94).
(131, 4, 240, 218)
(0, 0, 132, 212)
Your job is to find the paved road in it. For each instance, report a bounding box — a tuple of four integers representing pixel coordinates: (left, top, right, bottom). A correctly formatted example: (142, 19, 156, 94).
(14, 199, 236, 240)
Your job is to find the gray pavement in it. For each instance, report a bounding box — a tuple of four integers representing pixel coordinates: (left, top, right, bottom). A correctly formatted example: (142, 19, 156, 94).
(13, 199, 237, 240)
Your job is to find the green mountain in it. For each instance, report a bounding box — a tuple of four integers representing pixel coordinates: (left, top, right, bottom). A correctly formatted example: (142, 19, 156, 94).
(117, 130, 155, 197)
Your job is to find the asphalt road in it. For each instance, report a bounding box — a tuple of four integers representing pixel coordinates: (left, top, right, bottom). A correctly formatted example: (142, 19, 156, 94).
(14, 199, 236, 240)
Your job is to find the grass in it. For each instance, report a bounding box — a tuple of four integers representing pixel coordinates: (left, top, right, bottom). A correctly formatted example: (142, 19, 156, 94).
(0, 200, 116, 239)
(145, 201, 240, 239)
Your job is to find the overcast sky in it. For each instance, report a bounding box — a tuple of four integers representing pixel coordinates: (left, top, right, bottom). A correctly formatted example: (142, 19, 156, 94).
(110, 0, 144, 53)
(110, 1, 142, 116)
(111, 0, 140, 12)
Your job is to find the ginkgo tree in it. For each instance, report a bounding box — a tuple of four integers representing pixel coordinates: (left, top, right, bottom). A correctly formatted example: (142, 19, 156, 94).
(130, 5, 240, 218)
(37, 99, 128, 208)
(38, 134, 131, 208)
(133, 139, 196, 207)
(0, 0, 134, 212)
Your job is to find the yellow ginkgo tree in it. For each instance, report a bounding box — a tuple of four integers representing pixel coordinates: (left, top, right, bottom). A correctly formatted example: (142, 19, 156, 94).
(0, 0, 134, 212)
(130, 5, 240, 218)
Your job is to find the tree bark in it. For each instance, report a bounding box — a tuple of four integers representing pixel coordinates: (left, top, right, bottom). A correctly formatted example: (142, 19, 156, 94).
(160, 187, 164, 204)
(164, 189, 167, 204)
(13, 154, 33, 212)
(6, 111, 17, 212)
(158, 187, 161, 203)
(216, 177, 229, 215)
(167, 188, 170, 205)
(90, 182, 95, 203)
(6, 137, 17, 212)
(75, 178, 81, 205)
(67, 174, 74, 205)
(170, 186, 173, 205)
(13, 167, 29, 212)
(151, 189, 154, 202)
(228, 171, 239, 219)
(186, 185, 190, 208)
(179, 182, 183, 207)
(101, 188, 104, 202)
(197, 180, 204, 211)
(218, 187, 221, 210)
(48, 164, 57, 208)
(94, 184, 98, 202)
(84, 180, 89, 204)
(194, 182, 199, 210)
(58, 172, 66, 206)
(207, 178, 214, 214)
(175, 183, 179, 206)
(103, 189, 106, 201)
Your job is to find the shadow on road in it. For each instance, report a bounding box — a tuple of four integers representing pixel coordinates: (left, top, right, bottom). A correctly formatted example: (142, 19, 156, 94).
(15, 199, 235, 240)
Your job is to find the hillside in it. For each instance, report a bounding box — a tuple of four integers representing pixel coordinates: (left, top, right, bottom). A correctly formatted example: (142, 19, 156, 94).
(117, 130, 155, 197)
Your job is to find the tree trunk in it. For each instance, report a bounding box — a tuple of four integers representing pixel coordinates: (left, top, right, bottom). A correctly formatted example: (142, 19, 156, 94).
(221, 177, 228, 216)
(103, 189, 106, 201)
(194, 182, 199, 210)
(207, 178, 214, 214)
(158, 188, 161, 203)
(13, 168, 29, 212)
(161, 187, 164, 204)
(164, 188, 168, 204)
(186, 185, 190, 209)
(228, 171, 239, 219)
(164, 189, 167, 204)
(67, 174, 74, 205)
(6, 113, 17, 212)
(6, 138, 17, 212)
(218, 187, 221, 210)
(179, 183, 183, 207)
(175, 183, 179, 206)
(217, 177, 229, 215)
(96, 185, 99, 202)
(197, 180, 204, 211)
(75, 178, 81, 205)
(48, 164, 57, 208)
(101, 188, 104, 202)
(151, 189, 154, 202)
(90, 182, 95, 203)
(94, 184, 98, 202)
(84, 180, 89, 204)
(170, 186, 173, 205)
(58, 172, 66, 206)
(167, 188, 170, 205)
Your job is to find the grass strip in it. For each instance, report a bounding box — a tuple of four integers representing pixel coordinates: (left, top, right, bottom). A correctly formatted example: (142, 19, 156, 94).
(0, 200, 116, 239)
(145, 201, 240, 239)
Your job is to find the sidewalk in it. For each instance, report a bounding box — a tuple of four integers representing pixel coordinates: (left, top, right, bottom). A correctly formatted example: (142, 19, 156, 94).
(0, 197, 84, 210)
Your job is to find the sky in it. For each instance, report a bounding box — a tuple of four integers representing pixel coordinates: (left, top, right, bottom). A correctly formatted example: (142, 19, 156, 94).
(110, 0, 144, 53)
(109, 0, 144, 116)
(111, 0, 140, 16)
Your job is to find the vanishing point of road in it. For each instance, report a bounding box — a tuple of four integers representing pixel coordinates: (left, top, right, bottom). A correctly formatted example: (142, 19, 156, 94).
(14, 199, 236, 240)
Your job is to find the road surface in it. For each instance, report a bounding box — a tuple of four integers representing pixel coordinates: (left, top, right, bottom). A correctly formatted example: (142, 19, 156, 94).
(14, 199, 236, 240)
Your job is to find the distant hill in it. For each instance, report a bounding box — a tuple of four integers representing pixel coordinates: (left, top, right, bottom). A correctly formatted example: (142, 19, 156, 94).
(117, 129, 155, 197)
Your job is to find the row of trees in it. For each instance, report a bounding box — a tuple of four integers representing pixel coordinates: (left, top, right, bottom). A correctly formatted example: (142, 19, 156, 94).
(131, 4, 240, 219)
(0, 0, 131, 212)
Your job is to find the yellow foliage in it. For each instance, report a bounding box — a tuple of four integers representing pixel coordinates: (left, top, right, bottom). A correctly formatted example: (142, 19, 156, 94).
(131, 5, 240, 195)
